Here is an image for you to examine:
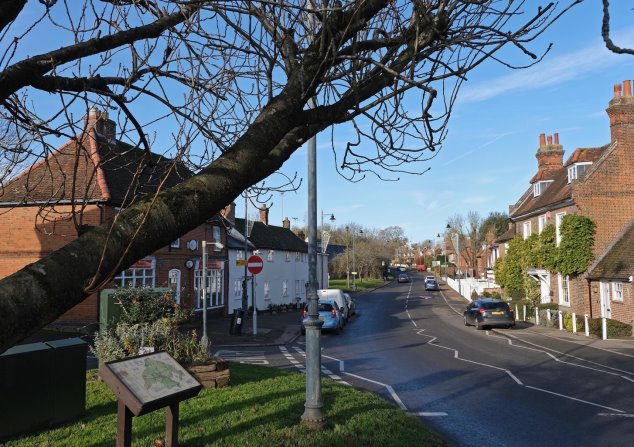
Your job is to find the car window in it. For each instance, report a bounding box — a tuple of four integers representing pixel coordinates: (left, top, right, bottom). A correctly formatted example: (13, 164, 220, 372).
(317, 303, 334, 312)
(481, 301, 508, 310)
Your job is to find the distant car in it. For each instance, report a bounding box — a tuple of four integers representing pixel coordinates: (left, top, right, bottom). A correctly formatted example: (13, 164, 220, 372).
(343, 292, 356, 316)
(424, 279, 439, 291)
(398, 266, 407, 272)
(317, 289, 350, 323)
(424, 275, 436, 284)
(301, 300, 343, 335)
(397, 273, 410, 283)
(463, 298, 515, 330)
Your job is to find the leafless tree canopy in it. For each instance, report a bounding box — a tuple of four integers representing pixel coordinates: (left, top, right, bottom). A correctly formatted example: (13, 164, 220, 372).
(0, 1, 580, 350)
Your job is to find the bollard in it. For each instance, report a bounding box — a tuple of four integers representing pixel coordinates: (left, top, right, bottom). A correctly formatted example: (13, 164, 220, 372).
(558, 311, 563, 331)
(515, 304, 519, 321)
(584, 314, 589, 337)
(535, 307, 539, 325)
(523, 305, 526, 321)
(602, 317, 607, 340)
(572, 312, 577, 334)
(547, 309, 551, 322)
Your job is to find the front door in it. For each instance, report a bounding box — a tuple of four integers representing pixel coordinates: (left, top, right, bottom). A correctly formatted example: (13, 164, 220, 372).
(600, 281, 612, 319)
(540, 273, 551, 303)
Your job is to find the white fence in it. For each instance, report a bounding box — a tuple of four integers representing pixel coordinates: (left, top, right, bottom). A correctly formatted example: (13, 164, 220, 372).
(444, 276, 499, 302)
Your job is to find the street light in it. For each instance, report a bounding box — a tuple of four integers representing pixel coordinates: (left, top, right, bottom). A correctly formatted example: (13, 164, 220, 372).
(345, 226, 350, 289)
(352, 229, 363, 291)
(320, 211, 335, 253)
(447, 224, 461, 297)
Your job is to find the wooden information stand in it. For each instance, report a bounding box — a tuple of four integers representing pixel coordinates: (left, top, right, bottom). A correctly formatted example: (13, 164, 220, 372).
(99, 352, 203, 447)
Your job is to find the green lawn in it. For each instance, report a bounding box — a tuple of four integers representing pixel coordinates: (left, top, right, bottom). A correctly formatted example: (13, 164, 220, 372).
(4, 364, 446, 447)
(328, 278, 387, 293)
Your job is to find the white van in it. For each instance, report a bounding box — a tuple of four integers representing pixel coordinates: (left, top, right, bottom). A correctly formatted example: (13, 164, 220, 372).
(317, 289, 350, 323)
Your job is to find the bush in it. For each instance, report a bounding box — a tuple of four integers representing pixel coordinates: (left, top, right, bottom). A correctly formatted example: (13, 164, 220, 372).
(537, 302, 559, 310)
(563, 313, 583, 333)
(588, 318, 633, 338)
(92, 288, 209, 364)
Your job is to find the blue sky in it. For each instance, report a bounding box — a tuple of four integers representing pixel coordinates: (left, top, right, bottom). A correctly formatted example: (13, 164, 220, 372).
(243, 2, 634, 244)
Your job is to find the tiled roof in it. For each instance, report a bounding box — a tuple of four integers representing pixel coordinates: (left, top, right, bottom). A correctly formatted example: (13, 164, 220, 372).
(510, 168, 572, 219)
(511, 146, 607, 220)
(234, 218, 308, 252)
(587, 218, 634, 280)
(0, 125, 190, 207)
(565, 147, 605, 166)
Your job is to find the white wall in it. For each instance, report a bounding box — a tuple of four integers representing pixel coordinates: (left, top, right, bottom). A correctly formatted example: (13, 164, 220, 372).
(227, 248, 309, 312)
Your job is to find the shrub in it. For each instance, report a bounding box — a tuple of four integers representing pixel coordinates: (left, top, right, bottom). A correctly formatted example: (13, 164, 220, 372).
(563, 313, 583, 333)
(537, 303, 559, 310)
(92, 288, 208, 365)
(588, 318, 633, 338)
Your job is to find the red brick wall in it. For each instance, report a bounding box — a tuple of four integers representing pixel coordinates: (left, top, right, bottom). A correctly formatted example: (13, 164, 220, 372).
(0, 204, 229, 323)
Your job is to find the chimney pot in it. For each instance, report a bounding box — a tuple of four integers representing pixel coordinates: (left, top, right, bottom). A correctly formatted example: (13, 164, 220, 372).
(547, 135, 553, 145)
(259, 205, 269, 226)
(625, 80, 632, 97)
(539, 133, 546, 147)
(614, 83, 622, 98)
(554, 133, 559, 145)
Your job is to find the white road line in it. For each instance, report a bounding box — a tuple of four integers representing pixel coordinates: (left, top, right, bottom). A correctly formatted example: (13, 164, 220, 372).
(408, 314, 626, 413)
(411, 412, 449, 417)
(597, 413, 634, 418)
(503, 333, 634, 377)
(343, 371, 408, 411)
(524, 386, 624, 413)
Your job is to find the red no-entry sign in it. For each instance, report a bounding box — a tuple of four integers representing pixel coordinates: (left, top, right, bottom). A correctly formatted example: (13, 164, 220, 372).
(247, 255, 264, 274)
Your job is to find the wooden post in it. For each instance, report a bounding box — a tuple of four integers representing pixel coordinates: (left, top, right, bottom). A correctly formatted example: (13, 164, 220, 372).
(166, 403, 179, 447)
(116, 401, 133, 447)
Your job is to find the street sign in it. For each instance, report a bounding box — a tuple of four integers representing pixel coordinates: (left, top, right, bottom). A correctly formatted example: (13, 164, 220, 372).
(236, 259, 247, 266)
(247, 255, 264, 274)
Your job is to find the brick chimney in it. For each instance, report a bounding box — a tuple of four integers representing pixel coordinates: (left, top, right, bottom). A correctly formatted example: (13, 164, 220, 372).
(220, 202, 236, 225)
(532, 132, 564, 182)
(283, 217, 290, 229)
(259, 204, 269, 225)
(607, 80, 634, 143)
(84, 108, 117, 141)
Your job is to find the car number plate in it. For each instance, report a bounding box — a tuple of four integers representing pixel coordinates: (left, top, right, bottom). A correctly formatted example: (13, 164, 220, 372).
(491, 311, 504, 315)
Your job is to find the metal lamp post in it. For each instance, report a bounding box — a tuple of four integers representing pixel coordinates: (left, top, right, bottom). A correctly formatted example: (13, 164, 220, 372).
(447, 224, 461, 297)
(200, 241, 209, 348)
(302, 97, 325, 428)
(352, 229, 363, 291)
(345, 226, 350, 289)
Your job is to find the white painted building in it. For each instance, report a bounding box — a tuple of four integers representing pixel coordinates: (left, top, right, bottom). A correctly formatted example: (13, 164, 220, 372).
(224, 204, 310, 313)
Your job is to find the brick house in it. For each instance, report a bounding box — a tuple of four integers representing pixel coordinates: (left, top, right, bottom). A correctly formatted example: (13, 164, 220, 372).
(505, 81, 634, 326)
(0, 109, 230, 325)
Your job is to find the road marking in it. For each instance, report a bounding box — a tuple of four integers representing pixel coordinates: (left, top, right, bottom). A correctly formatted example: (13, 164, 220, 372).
(411, 412, 449, 417)
(597, 413, 634, 418)
(408, 320, 627, 413)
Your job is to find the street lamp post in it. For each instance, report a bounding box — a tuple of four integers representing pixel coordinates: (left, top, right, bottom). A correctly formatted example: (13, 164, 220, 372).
(302, 97, 325, 428)
(352, 229, 363, 291)
(345, 226, 350, 289)
(447, 224, 461, 297)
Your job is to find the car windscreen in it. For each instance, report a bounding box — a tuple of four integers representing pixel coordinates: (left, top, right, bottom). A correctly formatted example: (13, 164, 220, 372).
(481, 302, 509, 310)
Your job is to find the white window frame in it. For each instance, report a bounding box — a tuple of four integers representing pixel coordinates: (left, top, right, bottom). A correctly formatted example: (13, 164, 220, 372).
(533, 182, 542, 197)
(282, 280, 288, 297)
(264, 281, 270, 298)
(558, 274, 570, 307)
(234, 279, 242, 297)
(267, 250, 274, 261)
(236, 250, 244, 260)
(538, 215, 547, 234)
(168, 269, 181, 304)
(286, 252, 291, 262)
(523, 221, 532, 239)
(194, 268, 224, 309)
(212, 226, 222, 251)
(567, 162, 592, 183)
(295, 280, 304, 297)
(114, 268, 155, 288)
(556, 212, 566, 246)
(612, 281, 624, 302)
(170, 239, 180, 249)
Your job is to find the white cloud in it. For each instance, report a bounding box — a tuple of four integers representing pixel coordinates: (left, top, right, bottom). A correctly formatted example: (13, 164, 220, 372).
(460, 28, 634, 104)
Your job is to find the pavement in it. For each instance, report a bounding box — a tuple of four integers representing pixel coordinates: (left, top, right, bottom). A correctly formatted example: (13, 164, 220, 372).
(18, 275, 634, 352)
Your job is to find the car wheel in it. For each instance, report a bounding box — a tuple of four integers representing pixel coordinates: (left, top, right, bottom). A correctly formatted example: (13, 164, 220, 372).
(463, 316, 469, 326)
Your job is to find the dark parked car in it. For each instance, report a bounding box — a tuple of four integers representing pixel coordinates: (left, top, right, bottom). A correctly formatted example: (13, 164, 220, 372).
(397, 273, 410, 283)
(301, 300, 343, 335)
(424, 279, 439, 291)
(464, 298, 515, 329)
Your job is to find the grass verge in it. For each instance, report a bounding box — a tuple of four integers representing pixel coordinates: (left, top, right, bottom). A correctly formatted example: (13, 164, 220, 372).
(328, 278, 387, 293)
(4, 363, 446, 447)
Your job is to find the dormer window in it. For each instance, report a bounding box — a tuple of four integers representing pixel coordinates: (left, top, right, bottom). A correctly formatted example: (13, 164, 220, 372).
(567, 162, 591, 183)
(533, 180, 553, 198)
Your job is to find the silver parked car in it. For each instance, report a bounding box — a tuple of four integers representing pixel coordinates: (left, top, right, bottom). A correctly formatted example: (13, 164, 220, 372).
(343, 292, 356, 316)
